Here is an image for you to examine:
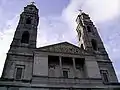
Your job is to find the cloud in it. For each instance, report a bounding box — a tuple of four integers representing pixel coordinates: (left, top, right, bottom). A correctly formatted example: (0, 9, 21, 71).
(37, 15, 77, 47)
(0, 15, 19, 75)
(84, 0, 119, 22)
(62, 0, 120, 24)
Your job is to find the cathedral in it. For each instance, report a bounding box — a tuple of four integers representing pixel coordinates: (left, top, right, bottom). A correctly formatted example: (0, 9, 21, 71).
(0, 3, 120, 90)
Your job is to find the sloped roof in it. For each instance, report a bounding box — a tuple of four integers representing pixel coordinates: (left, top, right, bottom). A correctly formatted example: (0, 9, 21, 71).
(36, 42, 91, 55)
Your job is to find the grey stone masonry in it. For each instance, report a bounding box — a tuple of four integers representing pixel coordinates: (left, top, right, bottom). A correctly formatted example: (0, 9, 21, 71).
(76, 12, 118, 83)
(0, 3, 120, 90)
(1, 4, 39, 81)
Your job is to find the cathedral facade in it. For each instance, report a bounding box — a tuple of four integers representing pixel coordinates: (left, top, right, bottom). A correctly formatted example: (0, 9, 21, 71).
(0, 3, 120, 90)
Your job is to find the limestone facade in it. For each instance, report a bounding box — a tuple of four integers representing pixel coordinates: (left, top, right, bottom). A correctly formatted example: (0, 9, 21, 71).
(0, 3, 120, 90)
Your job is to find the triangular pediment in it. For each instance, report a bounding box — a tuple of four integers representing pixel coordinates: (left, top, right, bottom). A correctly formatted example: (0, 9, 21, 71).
(37, 42, 90, 55)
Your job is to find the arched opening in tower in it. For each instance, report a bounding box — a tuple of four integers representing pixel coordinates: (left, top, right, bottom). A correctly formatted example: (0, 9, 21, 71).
(21, 31, 30, 44)
(26, 17, 31, 24)
(91, 39, 97, 50)
(81, 44, 84, 49)
(87, 26, 91, 32)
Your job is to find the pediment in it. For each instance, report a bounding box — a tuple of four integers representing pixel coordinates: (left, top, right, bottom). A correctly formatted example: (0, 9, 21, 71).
(37, 42, 89, 55)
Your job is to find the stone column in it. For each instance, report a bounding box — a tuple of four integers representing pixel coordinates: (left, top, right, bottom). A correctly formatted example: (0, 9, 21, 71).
(59, 56, 62, 77)
(72, 58, 76, 78)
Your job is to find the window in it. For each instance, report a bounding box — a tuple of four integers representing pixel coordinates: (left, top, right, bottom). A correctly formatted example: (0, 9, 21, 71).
(81, 44, 84, 49)
(26, 17, 31, 24)
(15, 65, 24, 80)
(87, 26, 91, 32)
(103, 73, 109, 82)
(91, 39, 97, 50)
(100, 70, 109, 83)
(21, 31, 30, 44)
(16, 68, 22, 79)
(63, 70, 68, 78)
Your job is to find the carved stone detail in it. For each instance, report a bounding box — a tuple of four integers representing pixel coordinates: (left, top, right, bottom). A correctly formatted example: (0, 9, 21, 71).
(39, 42, 86, 55)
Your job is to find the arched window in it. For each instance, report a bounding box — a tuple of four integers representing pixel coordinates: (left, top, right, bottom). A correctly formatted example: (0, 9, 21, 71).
(81, 44, 84, 49)
(91, 39, 97, 50)
(87, 26, 91, 32)
(21, 31, 30, 44)
(26, 17, 31, 24)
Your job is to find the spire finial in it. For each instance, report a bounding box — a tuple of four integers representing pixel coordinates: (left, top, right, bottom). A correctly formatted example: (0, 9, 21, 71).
(31, 1, 35, 5)
(30, 0, 35, 5)
(79, 9, 83, 14)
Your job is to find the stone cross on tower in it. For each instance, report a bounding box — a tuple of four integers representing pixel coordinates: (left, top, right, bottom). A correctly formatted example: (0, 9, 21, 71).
(31, 1, 35, 5)
(79, 9, 83, 14)
(30, 0, 35, 5)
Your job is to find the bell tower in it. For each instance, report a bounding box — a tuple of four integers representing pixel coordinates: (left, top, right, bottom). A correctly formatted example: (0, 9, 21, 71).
(11, 3, 39, 48)
(76, 12, 108, 55)
(76, 12, 118, 82)
(2, 3, 39, 81)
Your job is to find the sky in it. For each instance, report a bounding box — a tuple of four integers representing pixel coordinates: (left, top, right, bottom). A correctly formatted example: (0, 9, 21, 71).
(0, 0, 120, 81)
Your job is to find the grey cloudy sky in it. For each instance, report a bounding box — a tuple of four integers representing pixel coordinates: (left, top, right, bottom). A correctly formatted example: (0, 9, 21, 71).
(0, 0, 120, 81)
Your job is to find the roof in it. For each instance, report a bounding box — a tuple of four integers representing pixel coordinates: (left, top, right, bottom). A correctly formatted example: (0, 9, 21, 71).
(36, 42, 92, 55)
